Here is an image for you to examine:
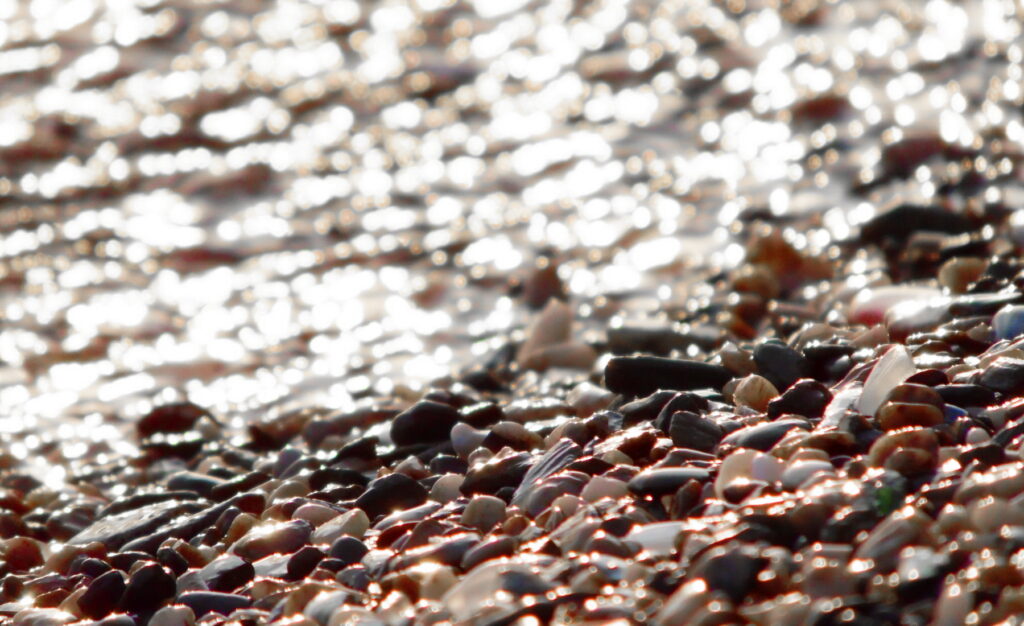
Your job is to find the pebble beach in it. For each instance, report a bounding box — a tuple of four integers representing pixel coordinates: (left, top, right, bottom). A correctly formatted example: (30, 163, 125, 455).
(2, 0, 1024, 624)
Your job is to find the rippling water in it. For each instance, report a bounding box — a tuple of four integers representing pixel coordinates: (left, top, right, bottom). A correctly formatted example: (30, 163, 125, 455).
(0, 0, 1022, 484)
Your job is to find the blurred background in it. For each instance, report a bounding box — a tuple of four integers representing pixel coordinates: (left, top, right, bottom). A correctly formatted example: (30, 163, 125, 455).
(0, 0, 1021, 482)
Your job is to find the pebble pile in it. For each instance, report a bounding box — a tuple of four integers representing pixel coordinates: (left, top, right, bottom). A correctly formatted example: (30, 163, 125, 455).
(2, 0, 1024, 625)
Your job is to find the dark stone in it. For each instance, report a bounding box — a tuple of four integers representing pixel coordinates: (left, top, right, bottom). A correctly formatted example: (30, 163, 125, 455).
(167, 472, 225, 498)
(232, 520, 312, 561)
(200, 555, 254, 592)
(604, 357, 733, 398)
(753, 341, 810, 392)
(156, 547, 189, 576)
(620, 390, 679, 425)
(121, 493, 265, 555)
(98, 491, 203, 518)
(109, 552, 150, 572)
(767, 378, 832, 419)
(905, 369, 949, 386)
(515, 439, 582, 500)
(957, 444, 1005, 468)
(390, 401, 461, 446)
(287, 546, 324, 580)
(668, 411, 723, 453)
(721, 419, 809, 451)
(461, 451, 533, 496)
(308, 467, 368, 491)
(329, 537, 368, 566)
(121, 562, 175, 613)
(355, 473, 428, 519)
(692, 545, 766, 605)
(177, 591, 251, 618)
(949, 292, 1024, 317)
(72, 557, 112, 578)
(994, 416, 1024, 447)
(653, 392, 711, 432)
(460, 536, 516, 571)
(428, 454, 468, 475)
(336, 565, 370, 592)
(70, 500, 205, 550)
(979, 358, 1024, 394)
(859, 205, 974, 245)
(936, 384, 997, 408)
(458, 402, 504, 428)
(607, 325, 695, 355)
(78, 570, 126, 620)
(136, 402, 209, 438)
(627, 467, 711, 496)
(210, 471, 271, 500)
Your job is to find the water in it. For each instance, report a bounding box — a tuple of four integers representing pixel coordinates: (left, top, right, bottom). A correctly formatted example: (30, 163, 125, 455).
(0, 0, 1021, 485)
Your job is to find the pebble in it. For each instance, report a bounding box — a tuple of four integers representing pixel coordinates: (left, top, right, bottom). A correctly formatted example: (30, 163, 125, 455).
(766, 379, 832, 419)
(390, 401, 461, 446)
(354, 474, 428, 519)
(579, 476, 628, 503)
(122, 563, 176, 613)
(460, 496, 506, 532)
(604, 356, 733, 397)
(199, 555, 254, 592)
(752, 341, 809, 392)
(980, 357, 1024, 394)
(993, 304, 1024, 340)
(231, 520, 312, 561)
(148, 606, 196, 626)
(177, 591, 250, 618)
(732, 374, 778, 412)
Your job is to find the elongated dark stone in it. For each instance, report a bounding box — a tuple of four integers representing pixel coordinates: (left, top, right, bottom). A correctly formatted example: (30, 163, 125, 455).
(628, 467, 711, 496)
(178, 591, 251, 618)
(604, 356, 732, 397)
(121, 493, 265, 554)
(355, 473, 428, 519)
(78, 570, 126, 620)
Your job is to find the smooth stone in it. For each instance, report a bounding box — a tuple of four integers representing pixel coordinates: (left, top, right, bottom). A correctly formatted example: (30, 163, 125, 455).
(429, 474, 464, 503)
(451, 422, 486, 458)
(859, 345, 917, 416)
(355, 473, 428, 519)
(461, 451, 533, 496)
(654, 392, 712, 431)
(936, 384, 996, 408)
(304, 590, 353, 625)
(628, 467, 711, 497)
(766, 378, 832, 419)
(938, 257, 986, 293)
(950, 291, 1024, 317)
(849, 285, 944, 326)
(121, 562, 176, 613)
(993, 304, 1024, 340)
(781, 460, 835, 491)
(667, 411, 723, 452)
(390, 400, 461, 446)
(752, 341, 809, 392)
(606, 323, 696, 356)
(731, 374, 778, 412)
(292, 503, 339, 527)
(867, 427, 939, 469)
(78, 570, 126, 620)
(460, 496, 506, 532)
(199, 555, 254, 593)
(579, 476, 628, 503)
(149, 606, 196, 626)
(328, 536, 368, 566)
(604, 356, 733, 398)
(460, 536, 516, 571)
(980, 357, 1024, 394)
(10, 609, 77, 626)
(69, 500, 204, 550)
(231, 520, 312, 560)
(310, 509, 369, 544)
(720, 419, 808, 451)
(877, 402, 944, 431)
(691, 544, 765, 605)
(626, 522, 686, 557)
(518, 341, 596, 372)
(882, 382, 944, 409)
(715, 449, 783, 499)
(166, 472, 225, 498)
(177, 591, 250, 619)
(121, 493, 265, 555)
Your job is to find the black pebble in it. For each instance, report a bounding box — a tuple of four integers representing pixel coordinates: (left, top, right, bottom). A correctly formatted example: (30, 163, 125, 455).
(767, 378, 832, 419)
(390, 400, 461, 446)
(329, 536, 368, 566)
(121, 562, 176, 613)
(604, 357, 733, 397)
(78, 570, 126, 620)
(200, 555, 254, 592)
(753, 341, 809, 392)
(354, 473, 428, 519)
(178, 591, 251, 618)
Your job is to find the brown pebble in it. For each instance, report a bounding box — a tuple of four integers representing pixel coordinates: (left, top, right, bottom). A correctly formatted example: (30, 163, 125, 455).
(877, 401, 944, 431)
